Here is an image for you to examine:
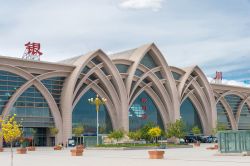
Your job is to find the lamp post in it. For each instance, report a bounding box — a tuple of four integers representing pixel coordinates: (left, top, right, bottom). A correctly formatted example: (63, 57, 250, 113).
(88, 95, 107, 145)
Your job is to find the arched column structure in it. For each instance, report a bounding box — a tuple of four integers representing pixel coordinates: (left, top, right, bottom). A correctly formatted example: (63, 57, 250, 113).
(141, 87, 170, 130)
(60, 50, 127, 144)
(177, 66, 216, 135)
(214, 90, 250, 130)
(220, 98, 237, 130)
(235, 95, 250, 125)
(0, 65, 69, 144)
(111, 43, 180, 131)
(72, 81, 119, 129)
(187, 94, 209, 134)
(129, 67, 174, 121)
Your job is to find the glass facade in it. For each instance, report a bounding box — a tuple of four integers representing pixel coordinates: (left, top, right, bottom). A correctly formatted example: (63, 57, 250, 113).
(0, 70, 27, 114)
(180, 98, 203, 133)
(22, 127, 49, 146)
(135, 69, 144, 77)
(238, 103, 250, 130)
(224, 95, 242, 117)
(216, 101, 231, 129)
(91, 57, 102, 65)
(72, 89, 112, 135)
(172, 71, 182, 80)
(115, 64, 129, 73)
(129, 91, 164, 131)
(101, 67, 109, 75)
(82, 66, 91, 74)
(41, 77, 65, 110)
(140, 52, 158, 69)
(10, 85, 54, 128)
(154, 71, 163, 79)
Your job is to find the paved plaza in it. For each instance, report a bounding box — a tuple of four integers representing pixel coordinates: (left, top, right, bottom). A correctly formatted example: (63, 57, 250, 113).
(0, 144, 250, 166)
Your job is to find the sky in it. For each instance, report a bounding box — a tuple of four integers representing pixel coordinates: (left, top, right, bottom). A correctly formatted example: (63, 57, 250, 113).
(0, 0, 250, 86)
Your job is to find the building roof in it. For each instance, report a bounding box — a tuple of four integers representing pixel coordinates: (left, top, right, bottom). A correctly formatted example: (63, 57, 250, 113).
(0, 54, 75, 72)
(109, 48, 137, 59)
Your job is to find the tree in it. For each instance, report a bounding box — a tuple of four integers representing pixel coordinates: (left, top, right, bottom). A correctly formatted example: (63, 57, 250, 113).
(212, 123, 227, 136)
(72, 125, 84, 145)
(0, 114, 22, 166)
(108, 130, 124, 143)
(166, 120, 186, 139)
(192, 126, 201, 135)
(217, 123, 226, 131)
(140, 122, 156, 142)
(148, 127, 161, 143)
(49, 127, 59, 145)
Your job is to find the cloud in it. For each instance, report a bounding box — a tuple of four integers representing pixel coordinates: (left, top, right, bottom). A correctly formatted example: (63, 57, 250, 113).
(207, 77, 250, 88)
(119, 0, 163, 11)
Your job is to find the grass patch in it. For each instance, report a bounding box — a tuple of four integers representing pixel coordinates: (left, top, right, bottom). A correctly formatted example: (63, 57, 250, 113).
(166, 143, 189, 147)
(96, 143, 160, 148)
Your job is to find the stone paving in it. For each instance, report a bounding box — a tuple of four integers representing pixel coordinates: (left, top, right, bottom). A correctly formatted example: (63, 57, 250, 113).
(0, 144, 250, 166)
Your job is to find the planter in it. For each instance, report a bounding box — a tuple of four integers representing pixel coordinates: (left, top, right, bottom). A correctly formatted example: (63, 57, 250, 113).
(148, 150, 165, 159)
(54, 146, 62, 150)
(193, 141, 200, 147)
(76, 144, 84, 150)
(17, 148, 27, 154)
(70, 149, 83, 156)
(0, 147, 4, 152)
(207, 144, 218, 150)
(27, 146, 36, 151)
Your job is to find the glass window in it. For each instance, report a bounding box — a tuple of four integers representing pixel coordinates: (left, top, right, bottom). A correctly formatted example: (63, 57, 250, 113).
(88, 74, 98, 81)
(238, 103, 250, 130)
(0, 70, 26, 114)
(101, 67, 109, 75)
(140, 52, 158, 69)
(155, 71, 163, 79)
(224, 95, 242, 117)
(135, 69, 144, 77)
(91, 57, 102, 65)
(81, 66, 91, 74)
(115, 64, 129, 73)
(10, 85, 54, 128)
(41, 77, 65, 110)
(129, 91, 164, 131)
(216, 101, 231, 129)
(72, 89, 113, 135)
(172, 71, 182, 80)
(180, 98, 203, 133)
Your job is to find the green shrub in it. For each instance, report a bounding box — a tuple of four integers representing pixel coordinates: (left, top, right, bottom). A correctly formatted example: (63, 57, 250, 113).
(212, 123, 227, 136)
(140, 122, 157, 142)
(192, 126, 201, 135)
(108, 130, 124, 142)
(128, 130, 141, 141)
(166, 120, 186, 139)
(73, 125, 84, 145)
(49, 127, 59, 137)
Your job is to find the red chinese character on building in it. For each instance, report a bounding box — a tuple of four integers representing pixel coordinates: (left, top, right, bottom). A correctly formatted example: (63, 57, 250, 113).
(142, 105, 147, 111)
(141, 98, 147, 103)
(22, 42, 43, 61)
(25, 42, 43, 55)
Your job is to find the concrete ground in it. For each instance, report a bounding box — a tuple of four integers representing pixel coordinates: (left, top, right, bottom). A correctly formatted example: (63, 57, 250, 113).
(0, 144, 249, 166)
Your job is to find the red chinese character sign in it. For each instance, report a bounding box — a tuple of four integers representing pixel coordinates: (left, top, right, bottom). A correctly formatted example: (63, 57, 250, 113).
(22, 42, 43, 61)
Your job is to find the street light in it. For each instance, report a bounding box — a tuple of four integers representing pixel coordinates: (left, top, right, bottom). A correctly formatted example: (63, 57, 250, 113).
(88, 95, 107, 145)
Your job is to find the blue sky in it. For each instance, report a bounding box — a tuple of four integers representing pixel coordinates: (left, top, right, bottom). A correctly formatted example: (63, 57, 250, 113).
(0, 0, 249, 85)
